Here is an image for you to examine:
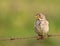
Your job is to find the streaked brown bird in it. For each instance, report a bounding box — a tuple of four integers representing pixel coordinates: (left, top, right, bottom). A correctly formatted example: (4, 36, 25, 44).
(34, 13, 49, 40)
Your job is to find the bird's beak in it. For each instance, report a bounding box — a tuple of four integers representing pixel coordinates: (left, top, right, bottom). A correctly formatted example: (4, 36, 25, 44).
(34, 16, 39, 19)
(34, 16, 41, 19)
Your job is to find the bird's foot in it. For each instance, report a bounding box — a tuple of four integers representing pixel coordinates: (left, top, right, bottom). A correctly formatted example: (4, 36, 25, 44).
(36, 35, 48, 40)
(41, 35, 47, 40)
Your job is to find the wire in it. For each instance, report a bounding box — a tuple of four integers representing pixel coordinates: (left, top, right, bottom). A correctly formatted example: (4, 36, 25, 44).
(0, 34, 60, 41)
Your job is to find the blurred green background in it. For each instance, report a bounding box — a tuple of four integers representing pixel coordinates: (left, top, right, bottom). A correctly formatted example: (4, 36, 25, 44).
(0, 0, 60, 46)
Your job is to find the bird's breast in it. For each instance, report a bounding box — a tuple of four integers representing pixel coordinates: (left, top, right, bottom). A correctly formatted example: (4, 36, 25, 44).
(40, 20, 49, 33)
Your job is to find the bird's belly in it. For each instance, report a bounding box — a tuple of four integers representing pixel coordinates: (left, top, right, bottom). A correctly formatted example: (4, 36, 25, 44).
(40, 24, 49, 33)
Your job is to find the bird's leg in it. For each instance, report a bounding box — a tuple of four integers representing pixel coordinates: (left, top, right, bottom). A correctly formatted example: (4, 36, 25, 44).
(37, 34, 41, 40)
(42, 32, 48, 39)
(36, 36, 40, 40)
(36, 34, 42, 40)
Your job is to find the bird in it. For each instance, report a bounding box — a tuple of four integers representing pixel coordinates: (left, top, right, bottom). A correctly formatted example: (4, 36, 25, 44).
(34, 13, 49, 40)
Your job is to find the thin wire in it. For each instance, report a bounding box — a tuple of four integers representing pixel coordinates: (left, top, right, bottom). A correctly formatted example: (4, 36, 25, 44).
(0, 34, 60, 41)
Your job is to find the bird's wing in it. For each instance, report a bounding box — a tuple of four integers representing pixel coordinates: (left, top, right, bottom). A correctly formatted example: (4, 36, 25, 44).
(34, 20, 41, 31)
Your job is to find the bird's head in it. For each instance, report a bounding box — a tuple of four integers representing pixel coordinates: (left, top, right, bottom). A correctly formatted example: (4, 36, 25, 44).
(35, 13, 46, 20)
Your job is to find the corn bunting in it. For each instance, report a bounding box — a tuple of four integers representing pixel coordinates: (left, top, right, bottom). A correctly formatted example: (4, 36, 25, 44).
(34, 13, 49, 40)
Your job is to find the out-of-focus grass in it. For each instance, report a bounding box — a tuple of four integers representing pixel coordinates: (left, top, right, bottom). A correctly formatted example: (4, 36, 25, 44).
(0, 0, 60, 46)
